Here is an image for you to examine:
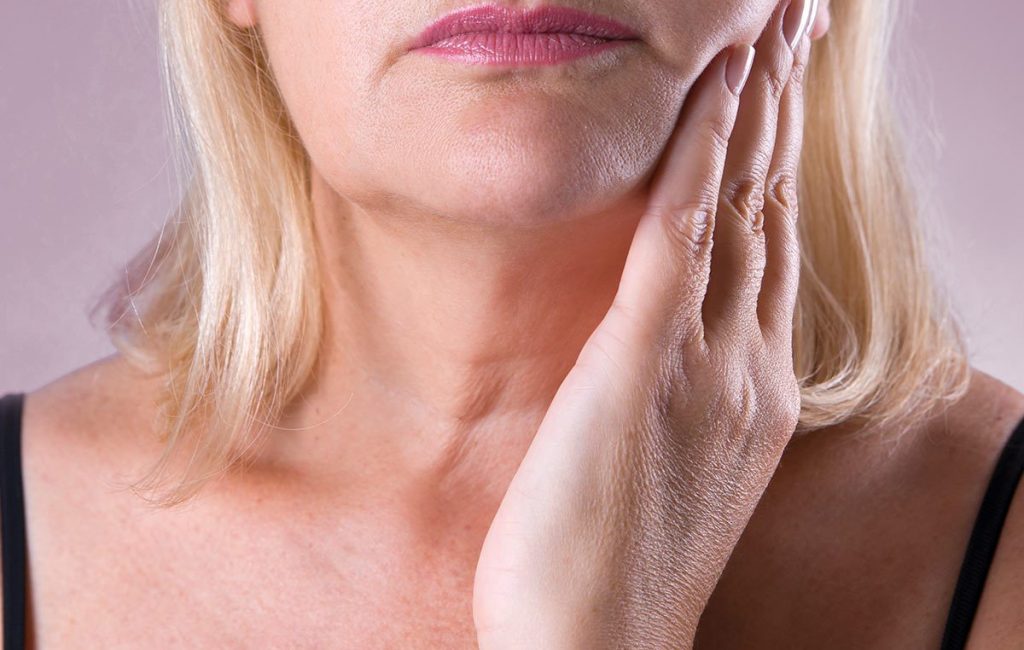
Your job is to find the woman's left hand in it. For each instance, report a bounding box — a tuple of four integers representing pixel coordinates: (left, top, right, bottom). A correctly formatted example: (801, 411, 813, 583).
(472, 2, 816, 647)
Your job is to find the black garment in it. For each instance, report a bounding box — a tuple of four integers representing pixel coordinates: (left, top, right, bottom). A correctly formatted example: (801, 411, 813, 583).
(0, 393, 27, 650)
(1, 391, 1023, 649)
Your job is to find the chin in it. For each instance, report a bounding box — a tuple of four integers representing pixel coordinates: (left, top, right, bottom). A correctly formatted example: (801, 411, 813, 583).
(391, 121, 660, 227)
(412, 153, 633, 228)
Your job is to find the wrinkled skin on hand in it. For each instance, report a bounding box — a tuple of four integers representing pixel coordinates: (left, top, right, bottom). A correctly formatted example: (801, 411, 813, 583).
(472, 1, 822, 647)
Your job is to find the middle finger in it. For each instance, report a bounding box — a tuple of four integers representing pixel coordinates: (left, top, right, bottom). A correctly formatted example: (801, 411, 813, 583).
(701, 0, 815, 347)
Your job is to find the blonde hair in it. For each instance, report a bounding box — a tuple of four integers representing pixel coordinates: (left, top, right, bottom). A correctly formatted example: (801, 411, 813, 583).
(90, 0, 972, 507)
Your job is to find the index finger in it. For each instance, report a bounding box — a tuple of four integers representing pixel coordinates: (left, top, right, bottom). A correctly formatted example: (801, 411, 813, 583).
(611, 44, 754, 350)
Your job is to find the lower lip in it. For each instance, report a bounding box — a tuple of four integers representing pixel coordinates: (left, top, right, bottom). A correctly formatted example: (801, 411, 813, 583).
(411, 32, 636, 66)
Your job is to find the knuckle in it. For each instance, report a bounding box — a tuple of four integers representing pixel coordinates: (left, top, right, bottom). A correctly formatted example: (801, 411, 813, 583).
(765, 362, 802, 420)
(701, 117, 734, 157)
(736, 374, 760, 422)
(769, 385, 802, 446)
(710, 350, 800, 460)
(765, 174, 800, 219)
(759, 353, 802, 430)
(658, 336, 704, 394)
(724, 377, 774, 457)
(766, 70, 788, 102)
(789, 53, 809, 88)
(750, 383, 801, 451)
(713, 366, 755, 422)
(648, 200, 717, 256)
(782, 385, 803, 428)
(666, 303, 708, 359)
(722, 176, 767, 232)
(761, 48, 790, 100)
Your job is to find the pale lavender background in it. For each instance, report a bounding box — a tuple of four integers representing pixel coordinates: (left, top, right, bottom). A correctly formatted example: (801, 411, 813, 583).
(1, 1, 1022, 394)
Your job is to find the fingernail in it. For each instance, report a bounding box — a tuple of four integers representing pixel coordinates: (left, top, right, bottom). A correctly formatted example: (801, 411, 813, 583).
(725, 44, 755, 96)
(808, 0, 822, 41)
(783, 0, 815, 51)
(810, 0, 830, 40)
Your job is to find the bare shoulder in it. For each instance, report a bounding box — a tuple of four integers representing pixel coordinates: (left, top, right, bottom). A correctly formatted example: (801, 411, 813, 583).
(952, 371, 1024, 645)
(919, 367, 1024, 456)
(20, 352, 167, 513)
(836, 367, 1024, 645)
(15, 354, 180, 643)
(23, 352, 162, 449)
(826, 367, 1024, 643)
(698, 366, 1024, 648)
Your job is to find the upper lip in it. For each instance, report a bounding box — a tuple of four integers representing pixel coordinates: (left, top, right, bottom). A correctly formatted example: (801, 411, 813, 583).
(408, 4, 641, 50)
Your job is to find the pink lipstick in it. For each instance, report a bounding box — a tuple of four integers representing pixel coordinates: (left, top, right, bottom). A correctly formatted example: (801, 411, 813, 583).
(408, 4, 641, 66)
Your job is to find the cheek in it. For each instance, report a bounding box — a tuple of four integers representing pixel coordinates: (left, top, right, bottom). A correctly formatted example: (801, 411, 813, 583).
(647, 0, 780, 71)
(728, 0, 785, 40)
(256, 1, 386, 196)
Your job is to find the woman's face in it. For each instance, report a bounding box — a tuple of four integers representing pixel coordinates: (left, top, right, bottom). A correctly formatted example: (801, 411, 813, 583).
(232, 1, 782, 227)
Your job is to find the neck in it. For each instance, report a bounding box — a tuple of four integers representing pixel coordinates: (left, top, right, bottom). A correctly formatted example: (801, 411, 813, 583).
(263, 170, 645, 501)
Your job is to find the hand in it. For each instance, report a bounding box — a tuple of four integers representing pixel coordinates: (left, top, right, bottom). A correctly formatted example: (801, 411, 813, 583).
(472, 1, 817, 647)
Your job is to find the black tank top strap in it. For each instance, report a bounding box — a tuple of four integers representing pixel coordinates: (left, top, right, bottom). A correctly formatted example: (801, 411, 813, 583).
(0, 391, 28, 650)
(941, 412, 1024, 649)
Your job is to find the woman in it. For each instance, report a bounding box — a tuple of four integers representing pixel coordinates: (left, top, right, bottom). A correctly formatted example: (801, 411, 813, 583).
(1, 0, 1022, 646)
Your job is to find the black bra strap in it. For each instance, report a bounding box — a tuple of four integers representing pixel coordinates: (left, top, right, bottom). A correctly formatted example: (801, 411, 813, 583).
(0, 392, 27, 650)
(941, 413, 1024, 649)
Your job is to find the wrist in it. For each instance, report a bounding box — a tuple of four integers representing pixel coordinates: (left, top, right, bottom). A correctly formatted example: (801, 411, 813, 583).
(475, 592, 700, 650)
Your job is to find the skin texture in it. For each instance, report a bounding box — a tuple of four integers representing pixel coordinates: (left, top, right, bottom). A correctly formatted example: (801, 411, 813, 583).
(5, 0, 1024, 648)
(473, 3, 814, 644)
(228, 0, 829, 643)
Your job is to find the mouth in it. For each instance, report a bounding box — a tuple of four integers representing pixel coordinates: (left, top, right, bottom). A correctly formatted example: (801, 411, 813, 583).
(407, 4, 642, 66)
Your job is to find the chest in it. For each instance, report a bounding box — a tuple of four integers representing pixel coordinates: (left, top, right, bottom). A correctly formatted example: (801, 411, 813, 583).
(17, 425, 984, 649)
(24, 493, 484, 648)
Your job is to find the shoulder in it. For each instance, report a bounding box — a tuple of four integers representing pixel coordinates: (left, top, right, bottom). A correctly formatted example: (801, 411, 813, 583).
(21, 353, 166, 532)
(950, 372, 1024, 645)
(19, 352, 167, 515)
(22, 352, 165, 464)
(775, 367, 1024, 538)
(824, 366, 1024, 644)
(23, 352, 161, 445)
(8, 354, 175, 641)
(841, 367, 1024, 642)
(698, 365, 1024, 647)
(908, 367, 1024, 506)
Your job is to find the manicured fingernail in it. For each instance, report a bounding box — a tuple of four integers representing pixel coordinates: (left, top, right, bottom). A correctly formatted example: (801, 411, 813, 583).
(725, 44, 755, 96)
(810, 0, 830, 40)
(783, 0, 815, 51)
